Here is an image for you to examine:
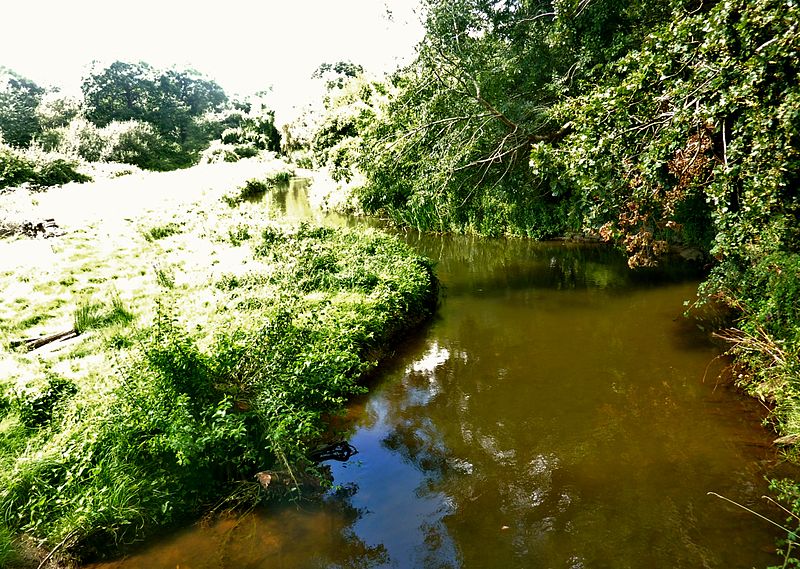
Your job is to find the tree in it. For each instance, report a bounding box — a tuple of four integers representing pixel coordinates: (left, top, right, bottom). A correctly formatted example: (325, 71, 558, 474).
(82, 61, 158, 128)
(81, 61, 227, 141)
(312, 61, 365, 91)
(0, 67, 45, 147)
(355, 0, 674, 235)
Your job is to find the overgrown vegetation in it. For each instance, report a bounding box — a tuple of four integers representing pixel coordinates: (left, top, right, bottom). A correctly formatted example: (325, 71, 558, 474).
(221, 170, 295, 206)
(0, 142, 91, 190)
(301, 0, 800, 556)
(0, 168, 437, 564)
(0, 63, 283, 181)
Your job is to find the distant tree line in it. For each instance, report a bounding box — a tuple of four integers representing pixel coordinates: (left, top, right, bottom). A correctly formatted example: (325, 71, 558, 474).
(0, 61, 281, 175)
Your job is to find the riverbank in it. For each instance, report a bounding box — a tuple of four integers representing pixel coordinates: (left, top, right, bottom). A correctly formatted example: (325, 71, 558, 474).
(0, 161, 438, 567)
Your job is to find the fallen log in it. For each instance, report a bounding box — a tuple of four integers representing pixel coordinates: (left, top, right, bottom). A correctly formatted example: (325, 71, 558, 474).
(10, 329, 79, 351)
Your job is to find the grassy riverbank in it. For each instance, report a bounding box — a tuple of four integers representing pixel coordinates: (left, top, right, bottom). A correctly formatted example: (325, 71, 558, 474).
(0, 162, 437, 566)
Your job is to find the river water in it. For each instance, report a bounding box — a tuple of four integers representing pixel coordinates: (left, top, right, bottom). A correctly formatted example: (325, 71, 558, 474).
(88, 181, 792, 568)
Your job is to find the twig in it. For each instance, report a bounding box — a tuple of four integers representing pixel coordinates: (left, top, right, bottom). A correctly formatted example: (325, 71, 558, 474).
(37, 531, 78, 569)
(763, 495, 800, 524)
(708, 492, 797, 537)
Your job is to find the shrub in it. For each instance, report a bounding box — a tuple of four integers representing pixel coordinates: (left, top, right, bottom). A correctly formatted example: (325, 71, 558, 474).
(0, 143, 90, 190)
(221, 175, 292, 206)
(10, 374, 77, 428)
(102, 121, 182, 171)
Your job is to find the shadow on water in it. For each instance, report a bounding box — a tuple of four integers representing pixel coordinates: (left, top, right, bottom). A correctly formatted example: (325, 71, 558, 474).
(87, 181, 796, 569)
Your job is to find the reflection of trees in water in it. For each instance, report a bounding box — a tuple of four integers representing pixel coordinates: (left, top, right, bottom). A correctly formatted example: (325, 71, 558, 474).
(398, 233, 702, 297)
(365, 316, 781, 568)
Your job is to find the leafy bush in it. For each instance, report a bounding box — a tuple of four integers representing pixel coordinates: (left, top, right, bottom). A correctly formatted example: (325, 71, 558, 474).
(0, 143, 91, 190)
(10, 374, 76, 428)
(39, 118, 106, 162)
(200, 140, 241, 164)
(221, 172, 294, 206)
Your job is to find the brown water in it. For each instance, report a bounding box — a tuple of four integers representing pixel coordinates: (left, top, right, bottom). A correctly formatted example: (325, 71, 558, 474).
(89, 181, 791, 568)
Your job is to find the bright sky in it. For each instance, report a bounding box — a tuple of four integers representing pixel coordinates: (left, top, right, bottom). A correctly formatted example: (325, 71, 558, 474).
(1, 0, 424, 122)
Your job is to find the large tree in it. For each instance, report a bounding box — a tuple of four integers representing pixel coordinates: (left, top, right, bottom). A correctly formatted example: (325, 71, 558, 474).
(355, 0, 674, 235)
(0, 67, 45, 147)
(81, 61, 227, 142)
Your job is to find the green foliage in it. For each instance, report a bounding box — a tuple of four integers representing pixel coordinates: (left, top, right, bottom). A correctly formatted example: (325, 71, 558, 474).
(228, 224, 251, 246)
(36, 93, 81, 130)
(75, 61, 231, 170)
(0, 523, 17, 567)
(311, 75, 386, 183)
(73, 294, 135, 333)
(0, 219, 437, 562)
(81, 61, 226, 135)
(222, 172, 294, 206)
(144, 222, 183, 241)
(154, 265, 175, 289)
(38, 118, 186, 171)
(0, 143, 91, 190)
(353, 0, 673, 235)
(102, 121, 184, 171)
(239, 178, 271, 199)
(313, 61, 365, 90)
(0, 67, 44, 147)
(9, 373, 77, 428)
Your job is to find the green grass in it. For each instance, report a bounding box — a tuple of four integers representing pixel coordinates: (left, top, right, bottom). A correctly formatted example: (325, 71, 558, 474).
(143, 222, 183, 241)
(73, 293, 134, 333)
(0, 162, 437, 565)
(0, 523, 17, 567)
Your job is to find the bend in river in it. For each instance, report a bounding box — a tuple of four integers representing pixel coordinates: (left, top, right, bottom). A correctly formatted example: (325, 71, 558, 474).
(87, 179, 794, 569)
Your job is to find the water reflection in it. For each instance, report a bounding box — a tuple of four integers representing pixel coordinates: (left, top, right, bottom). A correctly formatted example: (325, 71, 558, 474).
(87, 184, 791, 568)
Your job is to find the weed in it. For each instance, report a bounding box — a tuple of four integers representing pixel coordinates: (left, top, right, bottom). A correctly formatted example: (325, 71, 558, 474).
(73, 293, 134, 333)
(227, 224, 250, 246)
(154, 265, 175, 289)
(0, 523, 17, 567)
(144, 222, 182, 241)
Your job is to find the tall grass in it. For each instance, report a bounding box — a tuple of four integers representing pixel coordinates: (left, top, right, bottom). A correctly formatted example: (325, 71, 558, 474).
(73, 294, 134, 333)
(0, 219, 437, 564)
(0, 523, 17, 567)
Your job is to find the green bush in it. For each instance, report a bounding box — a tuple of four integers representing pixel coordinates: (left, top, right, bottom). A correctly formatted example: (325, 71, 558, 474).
(221, 174, 293, 206)
(0, 143, 90, 190)
(10, 374, 77, 428)
(0, 145, 35, 188)
(143, 222, 183, 241)
(102, 121, 184, 171)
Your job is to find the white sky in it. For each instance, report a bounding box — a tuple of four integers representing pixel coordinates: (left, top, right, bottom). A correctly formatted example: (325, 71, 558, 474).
(0, 0, 424, 122)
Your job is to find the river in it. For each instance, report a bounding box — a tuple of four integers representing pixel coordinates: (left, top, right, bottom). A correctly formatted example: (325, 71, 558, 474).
(87, 180, 792, 568)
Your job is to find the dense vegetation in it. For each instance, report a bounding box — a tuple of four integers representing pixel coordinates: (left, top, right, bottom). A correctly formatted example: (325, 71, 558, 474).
(0, 62, 282, 187)
(303, 0, 800, 554)
(0, 169, 436, 565)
